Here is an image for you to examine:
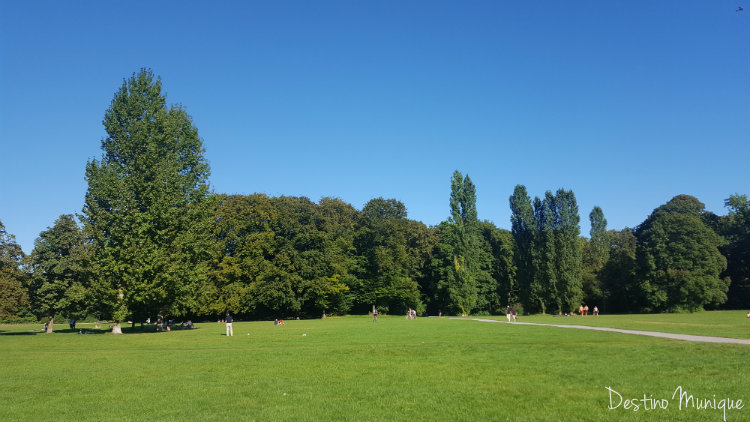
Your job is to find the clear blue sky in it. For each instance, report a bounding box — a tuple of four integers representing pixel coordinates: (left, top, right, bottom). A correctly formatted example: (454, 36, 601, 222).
(1, 1, 748, 254)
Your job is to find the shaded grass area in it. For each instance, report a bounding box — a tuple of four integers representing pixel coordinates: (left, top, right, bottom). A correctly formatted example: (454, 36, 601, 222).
(1, 316, 748, 422)
(479, 310, 750, 339)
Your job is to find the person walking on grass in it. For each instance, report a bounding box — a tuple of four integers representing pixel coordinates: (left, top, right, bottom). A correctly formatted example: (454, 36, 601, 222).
(372, 306, 378, 322)
(225, 312, 234, 336)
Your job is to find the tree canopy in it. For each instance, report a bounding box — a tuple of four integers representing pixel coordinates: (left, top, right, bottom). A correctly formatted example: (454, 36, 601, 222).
(81, 69, 212, 331)
(1, 70, 745, 324)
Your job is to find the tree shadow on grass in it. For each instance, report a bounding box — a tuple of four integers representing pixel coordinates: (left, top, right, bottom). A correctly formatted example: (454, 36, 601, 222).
(0, 328, 109, 335)
(0, 325, 203, 335)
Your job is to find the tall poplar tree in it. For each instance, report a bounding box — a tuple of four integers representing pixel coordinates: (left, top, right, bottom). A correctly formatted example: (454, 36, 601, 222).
(588, 206, 610, 269)
(533, 194, 557, 313)
(82, 69, 212, 333)
(509, 185, 538, 313)
(435, 171, 487, 315)
(551, 189, 583, 313)
(582, 206, 609, 307)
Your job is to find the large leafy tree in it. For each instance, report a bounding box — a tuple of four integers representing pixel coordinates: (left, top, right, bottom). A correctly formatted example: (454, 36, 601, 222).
(635, 195, 729, 311)
(28, 214, 91, 332)
(0, 219, 28, 320)
(303, 197, 359, 316)
(201, 194, 274, 317)
(82, 69, 212, 333)
(353, 197, 421, 314)
(715, 194, 750, 309)
(600, 228, 638, 313)
(205, 194, 356, 319)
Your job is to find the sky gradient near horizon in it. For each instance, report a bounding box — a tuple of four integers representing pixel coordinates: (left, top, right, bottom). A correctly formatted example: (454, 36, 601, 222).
(1, 1, 749, 254)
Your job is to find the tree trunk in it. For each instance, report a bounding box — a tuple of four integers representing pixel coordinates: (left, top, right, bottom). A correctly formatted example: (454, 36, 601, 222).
(112, 321, 122, 334)
(46, 316, 54, 333)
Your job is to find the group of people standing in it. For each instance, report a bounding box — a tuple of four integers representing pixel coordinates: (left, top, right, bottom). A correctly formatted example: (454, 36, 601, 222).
(579, 305, 599, 316)
(505, 306, 518, 322)
(405, 308, 417, 320)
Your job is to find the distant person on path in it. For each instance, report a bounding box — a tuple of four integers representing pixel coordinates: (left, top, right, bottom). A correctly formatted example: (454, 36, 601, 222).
(372, 306, 378, 322)
(579, 305, 584, 316)
(69, 319, 76, 329)
(225, 313, 234, 336)
(506, 305, 512, 322)
(512, 306, 518, 322)
(593, 306, 599, 316)
(584, 305, 589, 316)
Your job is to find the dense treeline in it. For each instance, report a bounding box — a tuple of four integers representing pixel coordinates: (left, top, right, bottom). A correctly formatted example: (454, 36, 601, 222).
(1, 70, 747, 325)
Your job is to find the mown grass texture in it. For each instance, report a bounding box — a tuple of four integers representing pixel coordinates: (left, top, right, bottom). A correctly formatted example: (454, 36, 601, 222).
(1, 313, 748, 422)
(493, 309, 750, 339)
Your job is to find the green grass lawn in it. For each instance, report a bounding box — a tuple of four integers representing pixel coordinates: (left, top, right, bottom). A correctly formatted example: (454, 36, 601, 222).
(1, 313, 748, 422)
(483, 310, 750, 339)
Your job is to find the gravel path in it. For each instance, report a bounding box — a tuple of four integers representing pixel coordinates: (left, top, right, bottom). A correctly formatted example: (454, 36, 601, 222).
(453, 318, 750, 345)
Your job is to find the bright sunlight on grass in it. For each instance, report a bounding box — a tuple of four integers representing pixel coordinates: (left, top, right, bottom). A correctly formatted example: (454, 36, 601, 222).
(1, 312, 748, 422)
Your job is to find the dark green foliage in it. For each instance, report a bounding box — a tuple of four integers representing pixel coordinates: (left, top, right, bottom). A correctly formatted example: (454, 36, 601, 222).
(581, 206, 610, 308)
(533, 194, 558, 313)
(479, 222, 516, 314)
(588, 206, 610, 269)
(28, 215, 91, 325)
(0, 219, 29, 320)
(715, 194, 750, 309)
(19, 70, 747, 319)
(82, 69, 212, 324)
(509, 185, 539, 312)
(550, 189, 583, 314)
(510, 187, 583, 314)
(599, 228, 638, 313)
(205, 194, 355, 319)
(353, 198, 423, 314)
(432, 171, 493, 315)
(635, 195, 729, 312)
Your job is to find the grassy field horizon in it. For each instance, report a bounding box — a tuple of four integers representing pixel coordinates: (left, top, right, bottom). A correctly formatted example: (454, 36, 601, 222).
(2, 312, 748, 421)
(7, 309, 747, 339)
(458, 309, 750, 339)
